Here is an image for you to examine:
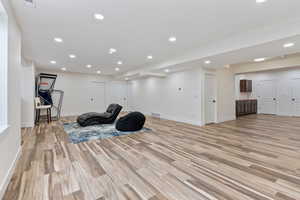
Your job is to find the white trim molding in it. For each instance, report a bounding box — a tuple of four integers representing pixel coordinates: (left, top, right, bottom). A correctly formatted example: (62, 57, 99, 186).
(21, 122, 34, 128)
(0, 124, 9, 136)
(0, 146, 22, 199)
(0, 2, 8, 130)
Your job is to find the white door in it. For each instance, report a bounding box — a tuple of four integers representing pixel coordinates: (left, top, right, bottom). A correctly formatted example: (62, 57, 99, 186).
(258, 80, 277, 114)
(205, 74, 216, 124)
(276, 80, 292, 116)
(109, 82, 128, 111)
(291, 78, 300, 117)
(87, 82, 106, 113)
(126, 82, 134, 111)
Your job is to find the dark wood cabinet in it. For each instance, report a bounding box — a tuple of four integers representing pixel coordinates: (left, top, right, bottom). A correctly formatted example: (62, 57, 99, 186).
(240, 80, 252, 92)
(236, 99, 257, 117)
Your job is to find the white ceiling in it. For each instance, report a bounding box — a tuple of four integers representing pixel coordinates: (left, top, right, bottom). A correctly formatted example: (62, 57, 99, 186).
(11, 0, 300, 75)
(154, 35, 300, 72)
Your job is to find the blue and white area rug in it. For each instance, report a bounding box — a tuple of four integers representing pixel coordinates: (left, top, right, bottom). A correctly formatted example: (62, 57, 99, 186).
(63, 122, 152, 144)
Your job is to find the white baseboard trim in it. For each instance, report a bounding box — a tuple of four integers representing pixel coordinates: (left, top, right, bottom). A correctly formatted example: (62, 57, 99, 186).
(21, 121, 34, 128)
(0, 146, 22, 199)
(146, 112, 202, 126)
(217, 115, 236, 123)
(61, 113, 82, 117)
(167, 117, 202, 126)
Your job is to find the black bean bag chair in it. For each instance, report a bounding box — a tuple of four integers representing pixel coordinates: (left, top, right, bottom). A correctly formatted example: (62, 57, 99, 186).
(116, 112, 146, 132)
(77, 104, 122, 127)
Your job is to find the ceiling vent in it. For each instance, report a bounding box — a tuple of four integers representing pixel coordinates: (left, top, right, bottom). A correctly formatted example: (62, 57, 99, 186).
(24, 0, 36, 8)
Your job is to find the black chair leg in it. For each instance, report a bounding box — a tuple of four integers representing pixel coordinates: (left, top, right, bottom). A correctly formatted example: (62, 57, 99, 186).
(35, 109, 38, 125)
(49, 108, 52, 122)
(37, 109, 40, 125)
(47, 109, 49, 123)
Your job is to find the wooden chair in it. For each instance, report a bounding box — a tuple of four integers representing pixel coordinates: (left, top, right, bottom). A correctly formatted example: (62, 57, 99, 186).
(35, 97, 52, 124)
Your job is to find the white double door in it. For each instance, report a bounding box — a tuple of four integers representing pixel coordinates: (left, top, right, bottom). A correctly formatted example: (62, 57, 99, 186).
(290, 79, 300, 116)
(84, 81, 129, 113)
(85, 81, 106, 113)
(257, 80, 277, 115)
(108, 82, 128, 111)
(257, 79, 300, 116)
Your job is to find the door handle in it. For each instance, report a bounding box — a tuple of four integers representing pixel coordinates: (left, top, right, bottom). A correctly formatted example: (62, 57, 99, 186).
(212, 100, 216, 103)
(273, 98, 276, 101)
(292, 98, 296, 101)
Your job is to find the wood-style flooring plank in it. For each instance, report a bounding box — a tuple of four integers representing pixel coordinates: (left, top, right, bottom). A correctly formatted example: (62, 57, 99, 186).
(3, 114, 300, 200)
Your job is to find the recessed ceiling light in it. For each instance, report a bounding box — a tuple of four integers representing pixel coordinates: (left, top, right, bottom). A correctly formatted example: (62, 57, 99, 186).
(115, 67, 120, 71)
(283, 43, 295, 48)
(205, 60, 211, 64)
(125, 77, 129, 81)
(97, 70, 101, 74)
(256, 0, 267, 4)
(147, 55, 153, 59)
(117, 61, 123, 65)
(61, 67, 67, 71)
(50, 60, 56, 64)
(254, 58, 266, 62)
(86, 64, 92, 68)
(109, 48, 117, 54)
(169, 37, 177, 42)
(54, 37, 63, 43)
(69, 54, 76, 58)
(94, 13, 104, 20)
(164, 69, 170, 73)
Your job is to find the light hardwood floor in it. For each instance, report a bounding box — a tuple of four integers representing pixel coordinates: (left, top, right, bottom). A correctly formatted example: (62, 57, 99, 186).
(3, 114, 300, 200)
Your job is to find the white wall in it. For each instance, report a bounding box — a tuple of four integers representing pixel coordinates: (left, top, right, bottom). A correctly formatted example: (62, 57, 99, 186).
(129, 68, 204, 125)
(21, 61, 35, 127)
(137, 53, 300, 126)
(0, 0, 22, 198)
(216, 68, 236, 123)
(0, 3, 8, 128)
(128, 67, 237, 126)
(37, 67, 236, 126)
(36, 70, 129, 116)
